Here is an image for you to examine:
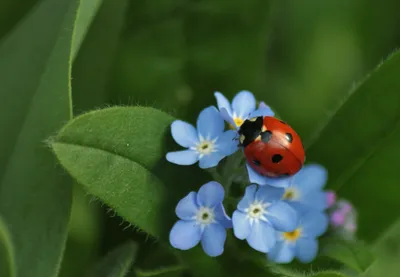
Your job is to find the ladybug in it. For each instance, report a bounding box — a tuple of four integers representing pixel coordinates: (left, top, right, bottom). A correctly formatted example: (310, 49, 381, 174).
(238, 116, 305, 178)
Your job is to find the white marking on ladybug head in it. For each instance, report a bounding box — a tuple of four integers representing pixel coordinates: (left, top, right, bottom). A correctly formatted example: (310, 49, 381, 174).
(261, 125, 267, 132)
(239, 134, 245, 144)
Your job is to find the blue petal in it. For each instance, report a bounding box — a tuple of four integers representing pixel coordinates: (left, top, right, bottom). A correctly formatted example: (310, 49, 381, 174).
(295, 238, 318, 263)
(258, 101, 268, 108)
(220, 108, 237, 128)
(214, 203, 232, 228)
(268, 241, 296, 264)
(232, 90, 256, 118)
(249, 106, 275, 118)
(247, 221, 276, 253)
(201, 223, 226, 257)
(214, 92, 232, 116)
(199, 152, 224, 169)
(169, 220, 202, 250)
(171, 120, 199, 148)
(266, 201, 298, 232)
(300, 210, 329, 238)
(286, 201, 310, 214)
(175, 191, 198, 220)
(216, 130, 239, 156)
(197, 106, 224, 139)
(196, 181, 224, 208)
(246, 163, 292, 188)
(301, 191, 328, 211)
(255, 185, 285, 204)
(166, 150, 199, 165)
(292, 164, 327, 194)
(232, 210, 251, 239)
(237, 184, 257, 212)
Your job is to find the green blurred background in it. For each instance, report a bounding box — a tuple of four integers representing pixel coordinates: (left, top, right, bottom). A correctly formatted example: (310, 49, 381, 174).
(1, 0, 400, 276)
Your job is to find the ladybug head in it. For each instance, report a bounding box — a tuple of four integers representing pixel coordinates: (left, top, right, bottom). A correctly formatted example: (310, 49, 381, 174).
(238, 116, 264, 147)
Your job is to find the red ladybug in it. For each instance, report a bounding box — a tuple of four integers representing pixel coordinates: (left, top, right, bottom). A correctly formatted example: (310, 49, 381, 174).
(238, 116, 305, 178)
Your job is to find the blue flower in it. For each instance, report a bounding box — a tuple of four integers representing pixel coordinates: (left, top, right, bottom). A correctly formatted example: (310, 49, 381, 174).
(280, 164, 328, 211)
(232, 184, 298, 253)
(214, 90, 274, 129)
(268, 209, 328, 263)
(246, 163, 292, 188)
(246, 163, 328, 211)
(166, 106, 238, 169)
(169, 181, 232, 257)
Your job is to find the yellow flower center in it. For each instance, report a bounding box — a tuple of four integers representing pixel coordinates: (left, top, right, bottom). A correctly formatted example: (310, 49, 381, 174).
(282, 188, 297, 200)
(283, 228, 301, 241)
(229, 117, 244, 129)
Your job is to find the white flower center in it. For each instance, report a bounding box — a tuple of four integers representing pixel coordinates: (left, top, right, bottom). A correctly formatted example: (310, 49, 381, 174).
(193, 136, 217, 157)
(195, 206, 215, 226)
(282, 187, 299, 201)
(244, 200, 270, 224)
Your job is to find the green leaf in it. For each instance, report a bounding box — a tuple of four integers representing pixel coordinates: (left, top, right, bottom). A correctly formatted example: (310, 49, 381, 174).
(70, 0, 103, 60)
(358, 219, 400, 277)
(0, 216, 16, 277)
(50, 106, 209, 238)
(0, 0, 37, 39)
(72, 0, 128, 114)
(309, 273, 348, 277)
(135, 265, 185, 277)
(320, 239, 375, 273)
(58, 185, 101, 277)
(51, 106, 173, 238)
(85, 240, 137, 277)
(306, 50, 400, 241)
(0, 0, 98, 275)
(268, 265, 348, 277)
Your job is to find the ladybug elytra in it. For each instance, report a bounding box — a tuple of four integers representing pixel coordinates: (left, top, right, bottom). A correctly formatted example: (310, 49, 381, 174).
(238, 116, 305, 178)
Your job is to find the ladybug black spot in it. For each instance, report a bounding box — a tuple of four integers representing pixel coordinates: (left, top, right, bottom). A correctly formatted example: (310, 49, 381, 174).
(261, 131, 272, 143)
(285, 133, 293, 143)
(252, 159, 261, 166)
(272, 154, 283, 163)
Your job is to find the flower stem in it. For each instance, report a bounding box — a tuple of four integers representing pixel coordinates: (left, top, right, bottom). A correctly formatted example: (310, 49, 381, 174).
(222, 151, 246, 195)
(206, 167, 223, 184)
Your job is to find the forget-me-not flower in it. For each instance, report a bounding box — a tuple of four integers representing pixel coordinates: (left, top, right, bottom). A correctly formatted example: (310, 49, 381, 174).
(166, 106, 238, 169)
(169, 181, 232, 257)
(329, 199, 357, 241)
(214, 90, 274, 129)
(279, 164, 328, 211)
(247, 163, 328, 210)
(232, 184, 298, 253)
(268, 209, 328, 263)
